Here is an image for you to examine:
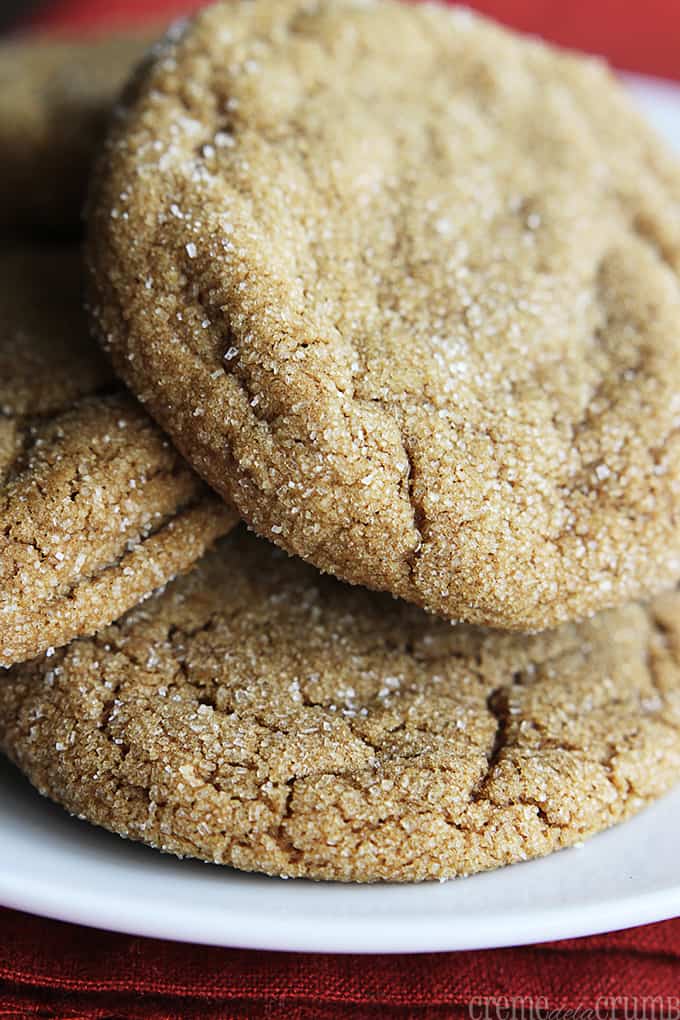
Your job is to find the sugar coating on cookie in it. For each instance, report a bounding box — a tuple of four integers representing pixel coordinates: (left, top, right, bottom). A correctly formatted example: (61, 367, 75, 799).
(88, 0, 680, 630)
(0, 247, 237, 667)
(1, 528, 679, 881)
(0, 33, 155, 232)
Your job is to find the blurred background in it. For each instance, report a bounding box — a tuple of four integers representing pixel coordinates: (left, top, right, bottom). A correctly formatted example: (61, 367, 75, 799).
(1, 0, 680, 79)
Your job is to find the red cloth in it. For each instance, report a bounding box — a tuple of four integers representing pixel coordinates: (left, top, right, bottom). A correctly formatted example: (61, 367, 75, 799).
(1, 907, 679, 1018)
(3, 0, 680, 1017)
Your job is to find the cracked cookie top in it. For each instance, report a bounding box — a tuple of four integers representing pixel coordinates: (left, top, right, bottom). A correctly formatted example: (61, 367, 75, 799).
(0, 32, 154, 233)
(0, 246, 237, 667)
(88, 0, 680, 631)
(2, 526, 679, 881)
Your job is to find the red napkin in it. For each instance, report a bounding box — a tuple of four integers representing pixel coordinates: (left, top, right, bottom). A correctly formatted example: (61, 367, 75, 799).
(1, 907, 679, 1018)
(2, 1, 680, 1017)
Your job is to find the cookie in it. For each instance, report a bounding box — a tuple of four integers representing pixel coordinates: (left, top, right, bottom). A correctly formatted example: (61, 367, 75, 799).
(87, 0, 680, 631)
(0, 246, 237, 667)
(2, 526, 679, 882)
(0, 32, 154, 232)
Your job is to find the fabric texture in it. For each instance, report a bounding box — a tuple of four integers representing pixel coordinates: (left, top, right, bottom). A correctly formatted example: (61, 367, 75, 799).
(1, 0, 679, 1017)
(1, 908, 679, 1018)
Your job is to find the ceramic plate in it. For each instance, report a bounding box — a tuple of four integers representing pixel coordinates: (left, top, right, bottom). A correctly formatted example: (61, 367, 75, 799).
(1, 75, 679, 954)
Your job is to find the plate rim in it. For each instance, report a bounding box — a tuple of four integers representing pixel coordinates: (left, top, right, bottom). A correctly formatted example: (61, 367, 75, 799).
(1, 847, 680, 953)
(1, 73, 680, 955)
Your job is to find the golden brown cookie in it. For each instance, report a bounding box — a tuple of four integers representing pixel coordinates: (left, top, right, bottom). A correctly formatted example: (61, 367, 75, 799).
(0, 246, 237, 667)
(88, 0, 680, 631)
(1, 526, 679, 882)
(0, 32, 154, 232)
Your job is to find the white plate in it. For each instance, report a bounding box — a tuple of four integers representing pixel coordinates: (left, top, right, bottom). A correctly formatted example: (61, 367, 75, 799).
(1, 75, 679, 955)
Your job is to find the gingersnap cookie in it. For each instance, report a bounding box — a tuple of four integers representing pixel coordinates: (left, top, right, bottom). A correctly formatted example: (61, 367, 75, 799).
(1, 526, 679, 883)
(0, 245, 237, 667)
(87, 0, 680, 632)
(0, 31, 154, 232)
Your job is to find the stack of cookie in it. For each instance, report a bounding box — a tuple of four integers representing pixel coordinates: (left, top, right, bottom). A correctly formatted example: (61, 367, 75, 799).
(1, 0, 680, 883)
